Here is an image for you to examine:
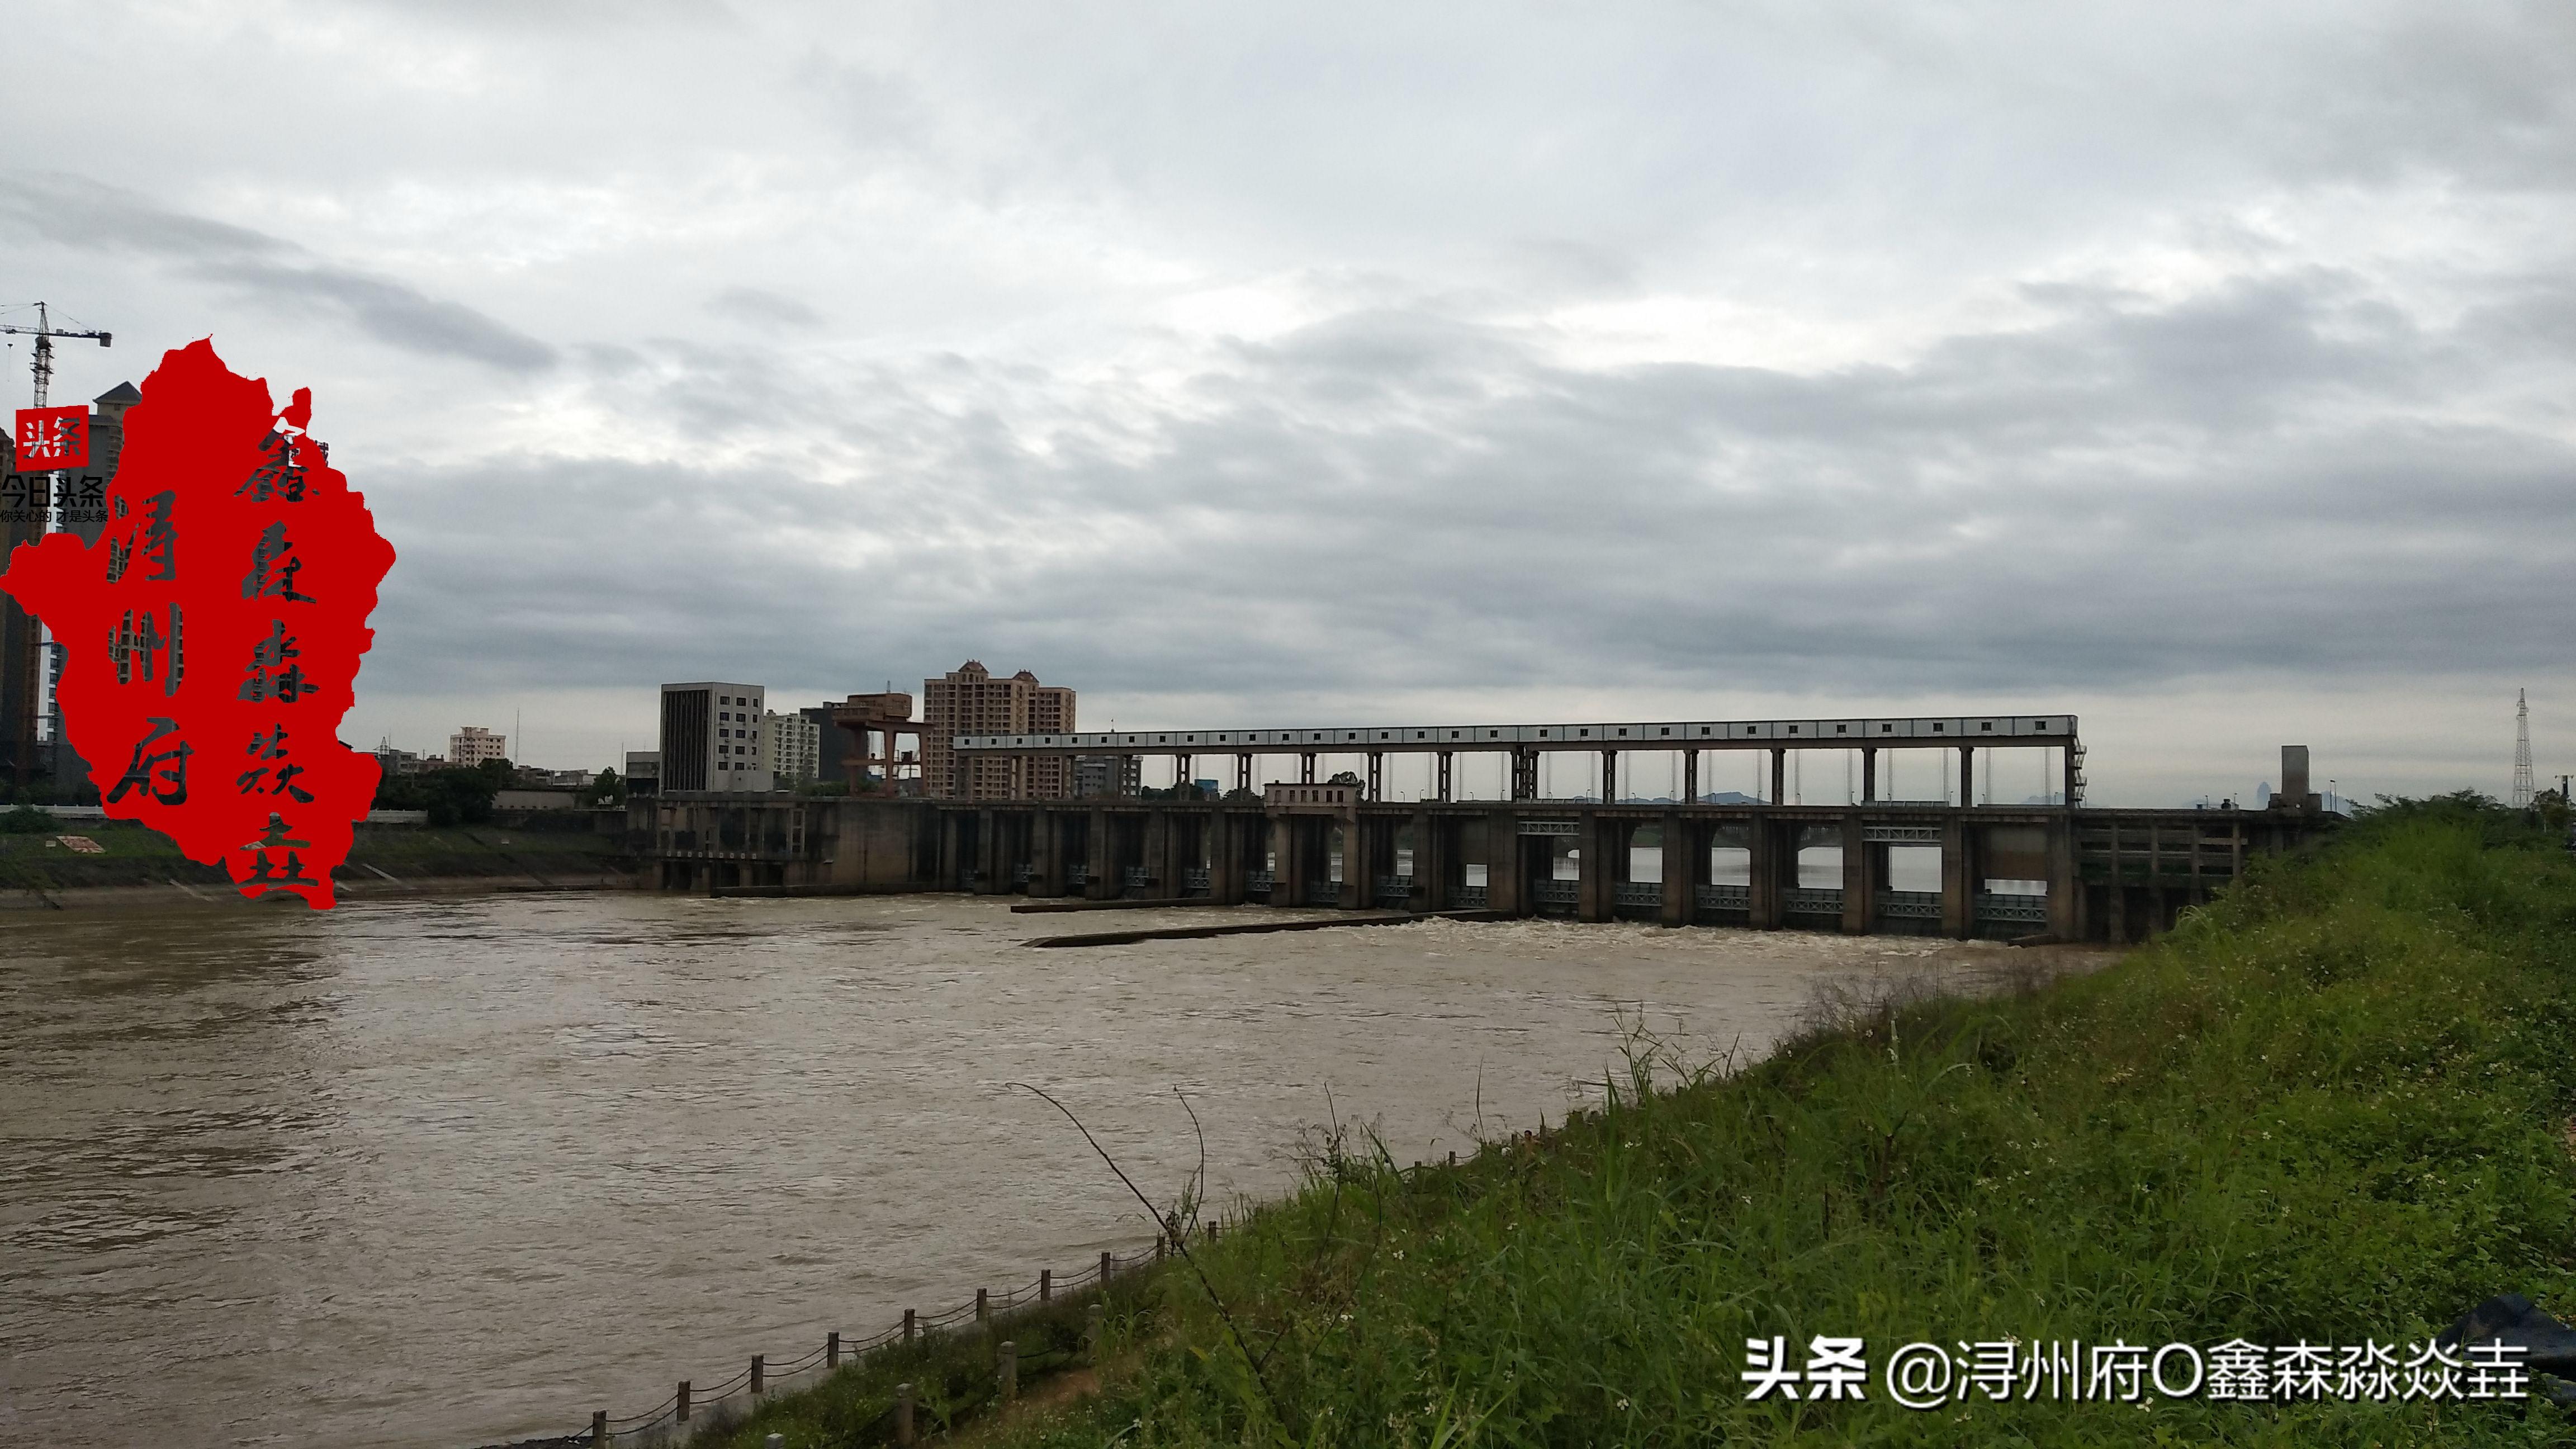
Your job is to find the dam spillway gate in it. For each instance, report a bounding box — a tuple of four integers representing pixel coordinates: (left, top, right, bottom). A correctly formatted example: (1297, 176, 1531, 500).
(639, 793, 2328, 945)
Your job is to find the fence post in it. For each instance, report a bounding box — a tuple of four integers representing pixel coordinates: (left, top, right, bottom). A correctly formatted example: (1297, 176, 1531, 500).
(976, 1287, 989, 1323)
(905, 1308, 917, 1344)
(1100, 1249, 1112, 1283)
(589, 1410, 606, 1447)
(896, 1381, 916, 1446)
(827, 1330, 840, 1370)
(1086, 1302, 1105, 1363)
(751, 1353, 765, 1396)
(998, 1339, 1018, 1403)
(1448, 1149, 1457, 1167)
(1208, 1221, 1219, 1243)
(1155, 1233, 1166, 1262)
(1040, 1268, 1052, 1303)
(677, 1380, 691, 1423)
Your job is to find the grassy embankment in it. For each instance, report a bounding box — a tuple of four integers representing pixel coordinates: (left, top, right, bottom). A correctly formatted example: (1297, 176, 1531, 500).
(0, 815, 632, 898)
(699, 799, 2576, 1446)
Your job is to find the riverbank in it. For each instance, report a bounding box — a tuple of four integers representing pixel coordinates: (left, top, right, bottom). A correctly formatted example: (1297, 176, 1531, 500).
(0, 820, 636, 908)
(693, 796, 2576, 1446)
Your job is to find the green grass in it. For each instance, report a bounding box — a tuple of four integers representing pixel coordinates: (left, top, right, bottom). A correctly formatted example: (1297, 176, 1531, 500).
(675, 798, 2576, 1446)
(0, 819, 630, 894)
(683, 1279, 1149, 1447)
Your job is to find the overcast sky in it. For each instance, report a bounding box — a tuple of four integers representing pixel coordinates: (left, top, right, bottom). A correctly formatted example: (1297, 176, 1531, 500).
(4, 0, 2570, 803)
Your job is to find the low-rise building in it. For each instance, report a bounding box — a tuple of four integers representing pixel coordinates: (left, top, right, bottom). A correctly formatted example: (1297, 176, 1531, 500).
(1073, 754, 1141, 798)
(449, 726, 508, 768)
(371, 742, 427, 776)
(625, 751, 661, 798)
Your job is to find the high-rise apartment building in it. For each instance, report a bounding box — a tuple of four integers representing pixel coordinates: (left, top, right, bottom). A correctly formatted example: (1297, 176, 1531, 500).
(448, 726, 509, 766)
(763, 709, 820, 785)
(660, 682, 773, 792)
(5, 382, 136, 796)
(920, 661, 1075, 800)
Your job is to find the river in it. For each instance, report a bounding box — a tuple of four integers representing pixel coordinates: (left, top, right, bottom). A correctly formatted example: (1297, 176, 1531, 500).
(1, 892, 2041, 1447)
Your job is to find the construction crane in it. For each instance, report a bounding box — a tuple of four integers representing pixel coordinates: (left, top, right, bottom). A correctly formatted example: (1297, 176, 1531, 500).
(0, 302, 112, 408)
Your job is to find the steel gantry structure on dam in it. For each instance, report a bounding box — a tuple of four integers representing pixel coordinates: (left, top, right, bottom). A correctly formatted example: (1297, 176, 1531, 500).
(949, 711, 2087, 807)
(641, 714, 2341, 943)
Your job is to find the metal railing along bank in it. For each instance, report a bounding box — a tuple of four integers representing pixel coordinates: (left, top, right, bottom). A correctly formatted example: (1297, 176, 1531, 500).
(474, 1239, 1165, 1448)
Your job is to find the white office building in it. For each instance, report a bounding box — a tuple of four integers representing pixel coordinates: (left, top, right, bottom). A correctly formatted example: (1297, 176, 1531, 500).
(659, 682, 773, 792)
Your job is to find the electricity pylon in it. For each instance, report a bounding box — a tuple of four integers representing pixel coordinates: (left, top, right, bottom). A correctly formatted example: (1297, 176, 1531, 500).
(2512, 689, 2535, 808)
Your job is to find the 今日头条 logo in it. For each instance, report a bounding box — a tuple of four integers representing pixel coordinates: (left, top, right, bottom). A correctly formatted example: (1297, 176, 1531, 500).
(15, 404, 89, 470)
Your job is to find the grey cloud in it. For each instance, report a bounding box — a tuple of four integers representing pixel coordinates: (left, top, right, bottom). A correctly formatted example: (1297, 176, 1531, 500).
(793, 52, 933, 155)
(354, 268, 2575, 714)
(2271, 2, 2576, 191)
(353, 0, 740, 32)
(195, 261, 557, 372)
(707, 286, 825, 330)
(0, 173, 555, 372)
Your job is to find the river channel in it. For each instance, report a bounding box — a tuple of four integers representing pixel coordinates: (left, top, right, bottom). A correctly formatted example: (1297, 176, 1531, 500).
(2, 892, 2047, 1447)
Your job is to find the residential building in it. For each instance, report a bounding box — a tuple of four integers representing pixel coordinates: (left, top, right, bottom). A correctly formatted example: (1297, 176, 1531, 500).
(919, 661, 1075, 801)
(5, 383, 136, 794)
(763, 709, 821, 785)
(660, 682, 773, 792)
(448, 726, 508, 767)
(2, 422, 31, 792)
(1074, 754, 1142, 798)
(1026, 681, 1075, 799)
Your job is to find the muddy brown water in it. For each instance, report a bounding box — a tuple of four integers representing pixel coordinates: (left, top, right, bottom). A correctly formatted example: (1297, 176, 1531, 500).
(0, 892, 2071, 1447)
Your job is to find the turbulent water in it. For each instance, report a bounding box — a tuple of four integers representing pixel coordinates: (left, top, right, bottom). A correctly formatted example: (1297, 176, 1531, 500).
(2, 892, 2030, 1447)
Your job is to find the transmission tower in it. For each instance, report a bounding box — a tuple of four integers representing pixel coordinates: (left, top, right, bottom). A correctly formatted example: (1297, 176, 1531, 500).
(2512, 688, 2535, 808)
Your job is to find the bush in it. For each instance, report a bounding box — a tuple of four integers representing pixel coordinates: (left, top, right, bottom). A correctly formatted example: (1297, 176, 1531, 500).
(372, 764, 504, 826)
(0, 804, 59, 834)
